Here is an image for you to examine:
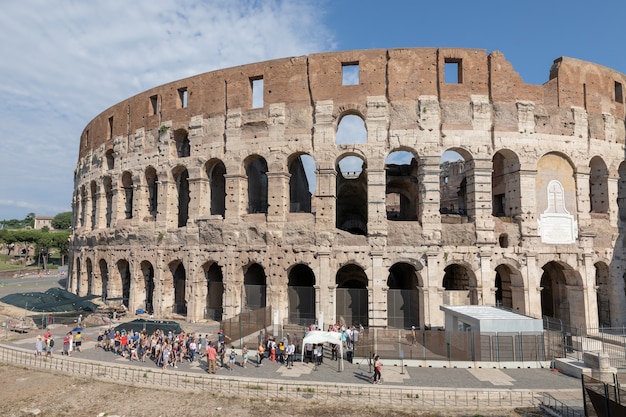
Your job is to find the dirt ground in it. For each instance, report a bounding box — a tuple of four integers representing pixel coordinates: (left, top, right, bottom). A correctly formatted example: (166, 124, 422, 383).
(0, 363, 525, 417)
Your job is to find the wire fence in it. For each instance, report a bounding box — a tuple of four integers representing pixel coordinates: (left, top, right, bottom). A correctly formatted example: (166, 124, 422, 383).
(0, 344, 540, 411)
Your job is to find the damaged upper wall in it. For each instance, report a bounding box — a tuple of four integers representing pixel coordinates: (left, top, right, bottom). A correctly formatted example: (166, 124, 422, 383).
(78, 47, 626, 159)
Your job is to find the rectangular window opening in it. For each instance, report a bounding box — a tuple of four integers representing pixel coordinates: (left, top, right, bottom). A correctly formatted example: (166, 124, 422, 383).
(342, 62, 359, 86)
(615, 81, 623, 103)
(150, 95, 159, 115)
(178, 88, 188, 108)
(251, 77, 264, 108)
(108, 116, 114, 139)
(444, 59, 463, 84)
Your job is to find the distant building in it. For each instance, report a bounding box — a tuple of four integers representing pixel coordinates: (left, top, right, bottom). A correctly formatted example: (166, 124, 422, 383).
(34, 216, 54, 230)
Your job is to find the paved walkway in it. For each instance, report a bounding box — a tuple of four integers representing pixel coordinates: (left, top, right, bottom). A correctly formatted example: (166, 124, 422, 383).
(2, 320, 585, 413)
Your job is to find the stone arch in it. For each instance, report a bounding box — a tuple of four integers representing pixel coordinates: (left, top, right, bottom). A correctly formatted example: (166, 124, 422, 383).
(203, 261, 224, 321)
(336, 263, 368, 327)
(86, 258, 94, 295)
(105, 148, 115, 170)
(336, 112, 367, 145)
(442, 262, 478, 305)
(173, 128, 190, 158)
(172, 165, 190, 227)
(168, 260, 187, 316)
(287, 263, 316, 325)
(336, 153, 367, 235)
(440, 150, 468, 216)
(205, 159, 226, 217)
(121, 171, 134, 220)
(116, 259, 131, 308)
(103, 176, 113, 227)
(75, 257, 83, 295)
(589, 156, 609, 215)
(536, 153, 578, 244)
(243, 262, 267, 310)
(617, 161, 626, 221)
(99, 258, 108, 302)
(288, 152, 315, 213)
(385, 149, 419, 221)
(540, 261, 582, 326)
(244, 155, 268, 214)
(145, 166, 158, 219)
(493, 262, 524, 312)
(594, 261, 611, 327)
(80, 185, 87, 227)
(492, 149, 522, 217)
(90, 181, 97, 230)
(387, 262, 420, 329)
(140, 260, 155, 314)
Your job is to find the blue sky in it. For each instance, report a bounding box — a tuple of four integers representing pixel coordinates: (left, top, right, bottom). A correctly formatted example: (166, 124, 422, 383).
(1, 0, 625, 221)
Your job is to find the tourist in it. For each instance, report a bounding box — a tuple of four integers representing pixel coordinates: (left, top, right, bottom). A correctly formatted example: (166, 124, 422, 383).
(74, 331, 82, 352)
(228, 346, 236, 371)
(241, 344, 248, 368)
(206, 341, 217, 374)
(373, 355, 382, 384)
(286, 339, 295, 369)
(188, 338, 197, 362)
(35, 335, 43, 356)
(63, 332, 71, 356)
(256, 342, 265, 366)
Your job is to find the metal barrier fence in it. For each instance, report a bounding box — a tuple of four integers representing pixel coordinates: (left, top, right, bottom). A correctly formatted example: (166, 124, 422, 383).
(540, 393, 585, 417)
(353, 328, 546, 363)
(582, 374, 626, 416)
(543, 317, 626, 369)
(0, 344, 539, 411)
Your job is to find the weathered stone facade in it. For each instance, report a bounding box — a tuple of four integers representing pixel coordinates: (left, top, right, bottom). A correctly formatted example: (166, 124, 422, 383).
(69, 48, 626, 330)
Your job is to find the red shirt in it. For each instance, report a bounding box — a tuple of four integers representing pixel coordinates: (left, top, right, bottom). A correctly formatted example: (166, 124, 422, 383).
(206, 345, 216, 360)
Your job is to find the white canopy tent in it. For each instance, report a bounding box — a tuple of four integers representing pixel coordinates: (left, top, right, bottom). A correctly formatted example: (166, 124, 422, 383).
(301, 330, 344, 372)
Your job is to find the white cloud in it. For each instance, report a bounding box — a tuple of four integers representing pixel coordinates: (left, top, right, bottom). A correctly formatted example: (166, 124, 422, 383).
(0, 0, 334, 220)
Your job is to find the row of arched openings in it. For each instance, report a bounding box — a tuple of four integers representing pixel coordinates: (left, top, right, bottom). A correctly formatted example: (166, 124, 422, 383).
(75, 256, 617, 328)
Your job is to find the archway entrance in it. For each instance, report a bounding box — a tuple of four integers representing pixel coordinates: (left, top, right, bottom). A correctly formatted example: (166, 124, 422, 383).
(117, 260, 131, 308)
(336, 264, 368, 327)
(288, 264, 316, 325)
(205, 263, 224, 321)
(140, 261, 155, 314)
(243, 263, 266, 310)
(443, 263, 477, 305)
(387, 263, 420, 329)
(172, 262, 187, 316)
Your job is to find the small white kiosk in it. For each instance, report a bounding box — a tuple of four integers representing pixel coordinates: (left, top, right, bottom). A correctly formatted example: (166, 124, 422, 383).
(440, 305, 545, 365)
(440, 305, 543, 334)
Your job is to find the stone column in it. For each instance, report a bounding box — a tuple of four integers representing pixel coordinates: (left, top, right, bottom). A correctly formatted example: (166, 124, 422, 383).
(316, 250, 333, 325)
(575, 165, 592, 230)
(93, 183, 105, 230)
(607, 176, 619, 227)
(224, 174, 245, 222)
(471, 158, 496, 245)
(582, 252, 599, 328)
(369, 250, 386, 328)
(524, 253, 542, 318)
(156, 177, 175, 229)
(267, 171, 289, 223)
(185, 168, 206, 227)
(418, 156, 442, 243)
(518, 165, 538, 236)
(422, 251, 444, 328)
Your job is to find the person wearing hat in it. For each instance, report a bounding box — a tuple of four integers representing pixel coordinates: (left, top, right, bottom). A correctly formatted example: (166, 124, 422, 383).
(35, 335, 43, 356)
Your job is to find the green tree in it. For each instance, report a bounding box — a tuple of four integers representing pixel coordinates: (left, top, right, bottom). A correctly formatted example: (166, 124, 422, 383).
(51, 212, 72, 230)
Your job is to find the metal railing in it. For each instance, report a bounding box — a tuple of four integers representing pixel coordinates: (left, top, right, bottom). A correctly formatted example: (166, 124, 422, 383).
(0, 344, 539, 411)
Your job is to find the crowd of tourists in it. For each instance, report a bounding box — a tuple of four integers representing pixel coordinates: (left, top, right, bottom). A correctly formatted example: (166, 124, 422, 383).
(35, 320, 380, 380)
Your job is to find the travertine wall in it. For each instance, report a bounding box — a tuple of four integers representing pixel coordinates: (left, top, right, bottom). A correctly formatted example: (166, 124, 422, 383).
(69, 48, 626, 330)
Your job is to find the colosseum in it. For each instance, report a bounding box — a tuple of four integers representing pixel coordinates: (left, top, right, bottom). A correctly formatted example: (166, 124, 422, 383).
(68, 47, 626, 331)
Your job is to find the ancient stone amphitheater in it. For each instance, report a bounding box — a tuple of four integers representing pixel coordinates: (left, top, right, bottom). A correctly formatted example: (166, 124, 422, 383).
(69, 48, 626, 330)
